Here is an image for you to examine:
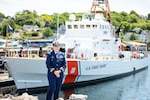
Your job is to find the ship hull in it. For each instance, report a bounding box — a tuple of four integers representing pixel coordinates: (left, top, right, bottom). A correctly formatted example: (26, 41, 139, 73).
(3, 57, 148, 90)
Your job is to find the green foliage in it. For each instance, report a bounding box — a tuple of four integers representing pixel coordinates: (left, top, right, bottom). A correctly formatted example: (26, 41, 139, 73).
(0, 12, 5, 18)
(23, 32, 32, 37)
(15, 24, 22, 31)
(29, 37, 42, 40)
(20, 32, 39, 40)
(20, 34, 26, 40)
(31, 32, 39, 37)
(148, 13, 150, 20)
(111, 10, 150, 33)
(23, 32, 39, 37)
(130, 10, 139, 17)
(43, 27, 53, 37)
(111, 12, 122, 26)
(40, 14, 52, 22)
(15, 10, 41, 26)
(0, 9, 150, 39)
(0, 23, 2, 33)
(128, 14, 139, 23)
(1, 20, 15, 37)
(24, 19, 35, 25)
(75, 12, 83, 21)
(133, 40, 143, 43)
(147, 21, 150, 30)
(120, 11, 128, 17)
(119, 11, 128, 21)
(122, 21, 131, 33)
(130, 33, 136, 40)
(148, 39, 150, 43)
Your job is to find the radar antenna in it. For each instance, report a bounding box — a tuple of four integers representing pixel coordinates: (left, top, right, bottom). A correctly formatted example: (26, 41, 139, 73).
(90, 0, 111, 22)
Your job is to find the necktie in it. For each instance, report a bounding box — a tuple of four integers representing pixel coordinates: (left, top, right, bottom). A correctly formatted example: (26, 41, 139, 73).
(56, 53, 58, 59)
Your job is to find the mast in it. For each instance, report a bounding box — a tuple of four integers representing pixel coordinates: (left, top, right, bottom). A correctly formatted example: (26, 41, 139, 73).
(56, 14, 59, 40)
(90, 0, 111, 22)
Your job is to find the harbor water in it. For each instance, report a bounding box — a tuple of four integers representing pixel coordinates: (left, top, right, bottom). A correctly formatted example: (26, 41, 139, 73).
(1, 54, 150, 100)
(37, 67, 150, 100)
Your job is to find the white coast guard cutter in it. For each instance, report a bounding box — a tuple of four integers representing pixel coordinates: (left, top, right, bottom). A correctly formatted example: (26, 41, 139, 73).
(2, 0, 148, 90)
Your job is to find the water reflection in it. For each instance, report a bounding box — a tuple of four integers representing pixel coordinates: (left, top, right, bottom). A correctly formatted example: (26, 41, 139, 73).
(33, 68, 146, 100)
(63, 89, 75, 99)
(121, 69, 150, 100)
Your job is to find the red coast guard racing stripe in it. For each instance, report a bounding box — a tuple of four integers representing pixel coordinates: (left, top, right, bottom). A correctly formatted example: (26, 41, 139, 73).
(64, 61, 79, 84)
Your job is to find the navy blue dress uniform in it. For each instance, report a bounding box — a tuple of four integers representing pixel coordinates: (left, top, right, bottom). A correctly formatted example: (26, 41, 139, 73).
(46, 42, 66, 100)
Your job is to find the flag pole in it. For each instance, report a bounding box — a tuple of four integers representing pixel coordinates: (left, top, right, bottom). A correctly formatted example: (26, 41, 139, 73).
(5, 25, 8, 57)
(56, 13, 59, 40)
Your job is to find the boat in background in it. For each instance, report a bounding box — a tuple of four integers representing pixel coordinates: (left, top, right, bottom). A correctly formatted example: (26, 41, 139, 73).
(2, 0, 149, 90)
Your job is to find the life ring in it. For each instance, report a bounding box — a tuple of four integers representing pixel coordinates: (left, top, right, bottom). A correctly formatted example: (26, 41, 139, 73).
(132, 52, 138, 58)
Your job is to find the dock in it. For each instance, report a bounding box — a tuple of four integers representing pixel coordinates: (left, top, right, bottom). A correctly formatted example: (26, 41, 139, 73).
(0, 72, 14, 87)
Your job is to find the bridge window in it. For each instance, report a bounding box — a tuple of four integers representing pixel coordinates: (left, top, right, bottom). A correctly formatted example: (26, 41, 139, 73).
(102, 25, 104, 29)
(74, 25, 78, 29)
(80, 25, 84, 29)
(99, 25, 104, 29)
(106, 25, 108, 29)
(86, 25, 91, 29)
(92, 25, 97, 29)
(95, 0, 104, 2)
(68, 25, 72, 29)
(99, 25, 102, 29)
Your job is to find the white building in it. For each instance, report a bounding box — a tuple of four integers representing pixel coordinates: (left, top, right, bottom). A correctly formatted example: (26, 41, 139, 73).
(23, 25, 39, 32)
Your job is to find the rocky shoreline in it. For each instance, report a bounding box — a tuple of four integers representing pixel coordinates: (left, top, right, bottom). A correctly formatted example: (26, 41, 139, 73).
(0, 93, 88, 100)
(0, 92, 38, 100)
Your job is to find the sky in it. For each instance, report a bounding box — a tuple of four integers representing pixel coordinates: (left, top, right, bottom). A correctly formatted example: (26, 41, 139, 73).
(0, 0, 150, 17)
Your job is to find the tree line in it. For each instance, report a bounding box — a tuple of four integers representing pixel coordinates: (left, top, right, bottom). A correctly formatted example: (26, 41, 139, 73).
(0, 10, 150, 39)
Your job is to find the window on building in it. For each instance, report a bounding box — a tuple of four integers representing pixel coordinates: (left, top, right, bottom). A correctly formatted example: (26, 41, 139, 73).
(99, 25, 101, 29)
(102, 25, 104, 29)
